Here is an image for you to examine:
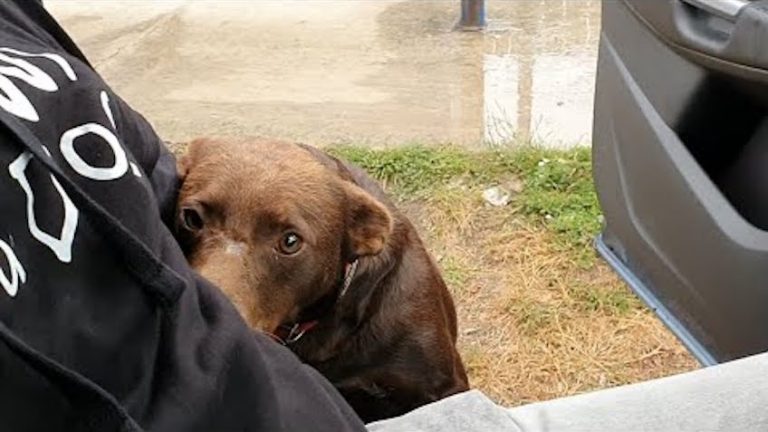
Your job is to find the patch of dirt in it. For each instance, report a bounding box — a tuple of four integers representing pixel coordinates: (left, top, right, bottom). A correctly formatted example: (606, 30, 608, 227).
(397, 187, 696, 406)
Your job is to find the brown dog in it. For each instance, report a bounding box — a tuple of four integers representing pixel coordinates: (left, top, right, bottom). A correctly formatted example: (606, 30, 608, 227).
(175, 138, 469, 422)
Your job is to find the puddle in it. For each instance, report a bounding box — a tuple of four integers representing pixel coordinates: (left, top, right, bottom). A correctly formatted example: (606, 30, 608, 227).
(481, 1, 600, 147)
(375, 0, 600, 148)
(50, 0, 601, 149)
(483, 51, 597, 146)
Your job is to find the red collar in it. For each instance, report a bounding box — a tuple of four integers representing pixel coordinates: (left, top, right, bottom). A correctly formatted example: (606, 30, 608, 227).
(270, 320, 319, 345)
(266, 260, 358, 346)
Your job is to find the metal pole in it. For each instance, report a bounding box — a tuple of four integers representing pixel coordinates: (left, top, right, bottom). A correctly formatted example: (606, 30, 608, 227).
(459, 0, 486, 31)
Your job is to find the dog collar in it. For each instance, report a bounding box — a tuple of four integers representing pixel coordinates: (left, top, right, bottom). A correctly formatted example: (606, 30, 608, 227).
(337, 259, 359, 301)
(268, 260, 359, 346)
(270, 320, 319, 345)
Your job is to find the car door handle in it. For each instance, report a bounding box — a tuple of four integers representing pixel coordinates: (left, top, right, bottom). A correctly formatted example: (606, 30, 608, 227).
(681, 0, 751, 21)
(621, 0, 768, 70)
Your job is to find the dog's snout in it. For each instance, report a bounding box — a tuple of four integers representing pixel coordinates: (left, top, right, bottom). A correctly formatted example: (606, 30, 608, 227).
(191, 240, 294, 334)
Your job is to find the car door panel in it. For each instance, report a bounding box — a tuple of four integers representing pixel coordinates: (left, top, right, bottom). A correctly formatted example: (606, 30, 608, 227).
(594, 0, 768, 364)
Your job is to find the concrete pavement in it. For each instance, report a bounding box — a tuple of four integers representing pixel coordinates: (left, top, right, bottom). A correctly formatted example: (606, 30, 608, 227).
(47, 0, 600, 148)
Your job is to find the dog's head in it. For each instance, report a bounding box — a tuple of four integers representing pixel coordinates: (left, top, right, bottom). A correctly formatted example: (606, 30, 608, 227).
(176, 139, 393, 333)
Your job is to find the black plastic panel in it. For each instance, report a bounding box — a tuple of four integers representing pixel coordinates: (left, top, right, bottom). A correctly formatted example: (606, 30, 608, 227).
(623, 0, 768, 71)
(594, 0, 768, 363)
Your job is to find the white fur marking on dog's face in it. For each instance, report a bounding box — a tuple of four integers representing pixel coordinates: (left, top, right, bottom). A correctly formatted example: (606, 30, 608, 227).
(225, 239, 247, 257)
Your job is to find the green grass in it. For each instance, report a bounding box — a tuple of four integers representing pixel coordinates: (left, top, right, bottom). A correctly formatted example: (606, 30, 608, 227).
(328, 145, 602, 263)
(575, 285, 637, 315)
(328, 146, 473, 194)
(507, 298, 557, 336)
(438, 255, 472, 289)
(499, 148, 602, 264)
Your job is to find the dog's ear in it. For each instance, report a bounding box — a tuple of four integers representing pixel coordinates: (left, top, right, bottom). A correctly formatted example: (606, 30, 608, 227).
(178, 138, 216, 182)
(177, 152, 190, 182)
(177, 139, 200, 181)
(296, 143, 355, 182)
(342, 182, 393, 257)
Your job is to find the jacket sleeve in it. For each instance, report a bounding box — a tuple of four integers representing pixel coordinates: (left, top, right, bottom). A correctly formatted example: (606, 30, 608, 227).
(146, 137, 180, 228)
(0, 1, 368, 431)
(110, 96, 181, 229)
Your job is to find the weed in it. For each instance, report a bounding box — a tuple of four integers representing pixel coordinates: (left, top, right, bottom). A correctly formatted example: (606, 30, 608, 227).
(509, 299, 557, 336)
(502, 147, 602, 265)
(327, 146, 472, 196)
(329, 144, 602, 262)
(438, 255, 472, 289)
(328, 144, 693, 406)
(173, 142, 696, 405)
(572, 284, 639, 316)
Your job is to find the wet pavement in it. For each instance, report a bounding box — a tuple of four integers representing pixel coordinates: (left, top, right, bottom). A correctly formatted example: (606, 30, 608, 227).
(47, 0, 600, 148)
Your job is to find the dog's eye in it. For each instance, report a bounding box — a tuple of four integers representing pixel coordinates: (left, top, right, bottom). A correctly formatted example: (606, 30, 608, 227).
(181, 207, 204, 232)
(279, 232, 303, 255)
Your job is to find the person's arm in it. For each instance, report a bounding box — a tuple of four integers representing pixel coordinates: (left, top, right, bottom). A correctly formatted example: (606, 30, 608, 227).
(0, 1, 367, 430)
(108, 97, 181, 227)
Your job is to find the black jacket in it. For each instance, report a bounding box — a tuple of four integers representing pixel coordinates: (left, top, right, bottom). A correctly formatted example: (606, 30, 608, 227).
(0, 2, 365, 431)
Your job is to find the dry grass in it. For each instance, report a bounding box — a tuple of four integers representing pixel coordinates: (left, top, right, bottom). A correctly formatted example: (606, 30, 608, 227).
(172, 142, 697, 406)
(404, 184, 695, 405)
(331, 145, 697, 406)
